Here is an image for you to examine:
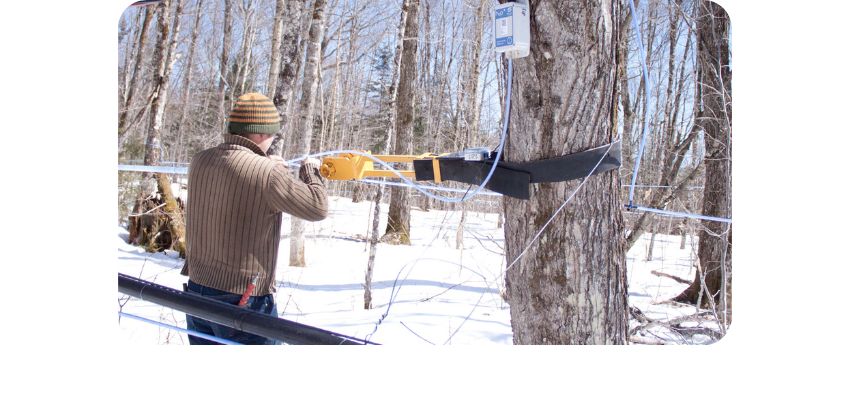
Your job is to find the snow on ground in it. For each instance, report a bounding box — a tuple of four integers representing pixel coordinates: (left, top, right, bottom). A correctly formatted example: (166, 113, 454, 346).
(117, 195, 720, 345)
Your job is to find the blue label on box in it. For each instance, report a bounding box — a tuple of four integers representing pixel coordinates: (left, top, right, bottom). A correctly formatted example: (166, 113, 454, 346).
(495, 7, 512, 19)
(495, 37, 514, 47)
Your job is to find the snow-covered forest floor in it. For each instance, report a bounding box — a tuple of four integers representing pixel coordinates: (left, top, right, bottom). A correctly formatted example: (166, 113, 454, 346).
(117, 195, 725, 345)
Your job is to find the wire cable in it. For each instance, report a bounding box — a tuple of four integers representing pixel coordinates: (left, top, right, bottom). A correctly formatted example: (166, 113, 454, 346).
(629, 205, 731, 223)
(626, 0, 654, 208)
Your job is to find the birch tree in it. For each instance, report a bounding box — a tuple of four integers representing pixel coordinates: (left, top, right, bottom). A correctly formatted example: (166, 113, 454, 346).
(270, 0, 307, 157)
(364, 0, 412, 309)
(503, 0, 628, 345)
(290, 0, 328, 267)
(130, 0, 187, 256)
(266, 0, 286, 96)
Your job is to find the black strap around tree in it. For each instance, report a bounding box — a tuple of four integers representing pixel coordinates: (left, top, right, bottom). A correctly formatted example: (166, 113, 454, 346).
(413, 141, 621, 199)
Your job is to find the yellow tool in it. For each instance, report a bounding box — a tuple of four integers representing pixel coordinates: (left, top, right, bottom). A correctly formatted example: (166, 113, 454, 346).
(317, 142, 622, 201)
(320, 152, 444, 183)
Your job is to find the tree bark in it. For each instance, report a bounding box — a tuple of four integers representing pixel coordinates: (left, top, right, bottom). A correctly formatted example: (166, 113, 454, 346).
(135, 0, 187, 256)
(617, 2, 635, 172)
(503, 0, 628, 345)
(290, 0, 328, 267)
(266, 0, 286, 97)
(175, 0, 204, 164)
(119, 7, 154, 137)
(382, 0, 420, 245)
(142, 0, 182, 170)
(217, 0, 234, 131)
(269, 0, 307, 157)
(673, 1, 732, 323)
(452, 0, 488, 252)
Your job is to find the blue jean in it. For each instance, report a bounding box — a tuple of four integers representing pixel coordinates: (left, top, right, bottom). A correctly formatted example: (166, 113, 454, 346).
(184, 280, 281, 345)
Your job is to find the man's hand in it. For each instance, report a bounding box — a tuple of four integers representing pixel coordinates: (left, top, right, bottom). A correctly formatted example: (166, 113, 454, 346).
(303, 157, 321, 169)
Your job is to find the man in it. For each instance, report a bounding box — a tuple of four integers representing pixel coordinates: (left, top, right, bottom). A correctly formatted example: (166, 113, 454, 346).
(180, 92, 328, 345)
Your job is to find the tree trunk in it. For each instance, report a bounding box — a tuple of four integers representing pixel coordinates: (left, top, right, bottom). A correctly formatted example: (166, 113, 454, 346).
(142, 0, 182, 170)
(232, 0, 259, 98)
(324, 20, 345, 155)
(270, 0, 307, 157)
(456, 208, 465, 250)
(646, 225, 656, 261)
(617, 2, 635, 172)
(266, 0, 286, 97)
(134, 0, 187, 256)
(673, 2, 732, 324)
(363, 183, 383, 310)
(382, 0, 420, 245)
(415, 0, 433, 213)
(118, 6, 154, 142)
(290, 0, 328, 267)
(175, 0, 204, 164)
(462, 0, 487, 145)
(217, 0, 234, 131)
(450, 0, 487, 252)
(624, 0, 700, 251)
(364, 0, 412, 309)
(338, 1, 361, 152)
(118, 12, 135, 101)
(503, 0, 628, 345)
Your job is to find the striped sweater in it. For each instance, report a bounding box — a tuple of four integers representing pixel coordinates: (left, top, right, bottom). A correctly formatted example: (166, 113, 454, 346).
(180, 134, 328, 296)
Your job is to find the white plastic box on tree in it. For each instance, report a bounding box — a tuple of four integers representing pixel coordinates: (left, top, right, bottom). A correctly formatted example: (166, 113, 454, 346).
(494, 1, 530, 59)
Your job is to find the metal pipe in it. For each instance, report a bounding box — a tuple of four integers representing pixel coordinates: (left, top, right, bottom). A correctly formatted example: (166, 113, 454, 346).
(629, 205, 732, 224)
(118, 273, 378, 345)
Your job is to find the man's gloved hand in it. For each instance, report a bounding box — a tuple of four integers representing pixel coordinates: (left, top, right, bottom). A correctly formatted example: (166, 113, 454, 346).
(299, 157, 326, 184)
(303, 157, 321, 169)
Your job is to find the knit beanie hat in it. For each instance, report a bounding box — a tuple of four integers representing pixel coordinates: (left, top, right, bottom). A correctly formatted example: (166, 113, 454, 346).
(228, 92, 281, 135)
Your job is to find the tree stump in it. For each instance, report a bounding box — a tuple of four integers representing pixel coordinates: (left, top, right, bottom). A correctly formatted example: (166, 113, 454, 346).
(127, 174, 186, 256)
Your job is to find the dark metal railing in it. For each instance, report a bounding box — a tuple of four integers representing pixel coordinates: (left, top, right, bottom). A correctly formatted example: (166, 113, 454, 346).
(118, 273, 378, 345)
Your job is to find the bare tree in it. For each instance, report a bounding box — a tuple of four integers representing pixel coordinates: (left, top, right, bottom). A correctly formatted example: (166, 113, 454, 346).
(118, 6, 154, 145)
(672, 0, 732, 324)
(454, 0, 488, 250)
(364, 0, 413, 310)
(269, 0, 307, 157)
(625, 0, 703, 250)
(290, 0, 328, 267)
(216, 0, 234, 130)
(175, 0, 205, 163)
(382, 0, 421, 245)
(266, 0, 286, 96)
(503, 0, 628, 345)
(142, 0, 183, 170)
(129, 0, 187, 256)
